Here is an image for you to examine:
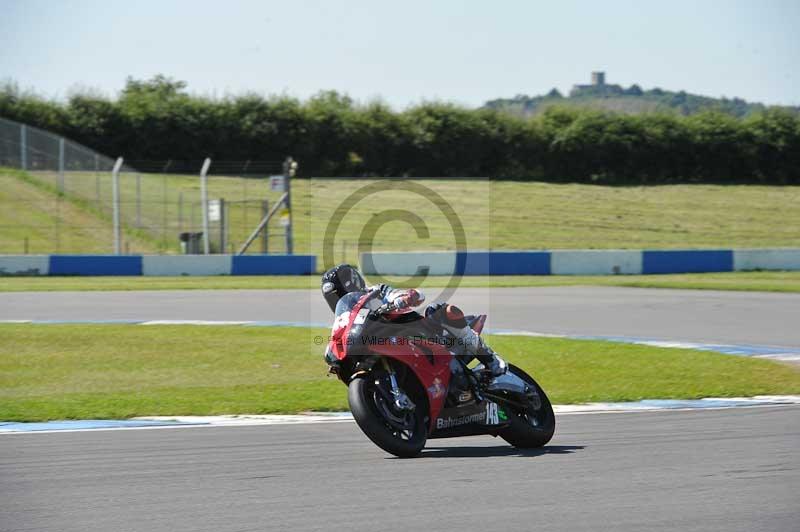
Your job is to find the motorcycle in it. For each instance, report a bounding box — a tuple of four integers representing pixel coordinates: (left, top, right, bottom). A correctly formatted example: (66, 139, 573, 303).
(324, 290, 555, 457)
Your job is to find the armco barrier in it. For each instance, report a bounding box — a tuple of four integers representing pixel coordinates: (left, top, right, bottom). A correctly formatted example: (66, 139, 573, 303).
(2, 250, 799, 277)
(551, 250, 642, 275)
(0, 255, 50, 275)
(362, 249, 800, 276)
(733, 249, 800, 271)
(360, 251, 457, 276)
(0, 255, 316, 276)
(142, 255, 232, 276)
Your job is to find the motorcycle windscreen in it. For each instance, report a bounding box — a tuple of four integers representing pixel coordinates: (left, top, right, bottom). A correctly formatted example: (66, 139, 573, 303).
(332, 291, 386, 359)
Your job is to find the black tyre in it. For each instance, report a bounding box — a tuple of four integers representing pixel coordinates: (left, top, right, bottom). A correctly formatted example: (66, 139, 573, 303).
(499, 364, 556, 448)
(348, 372, 427, 458)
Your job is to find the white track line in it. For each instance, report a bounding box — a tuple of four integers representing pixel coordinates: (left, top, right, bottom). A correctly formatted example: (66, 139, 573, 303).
(3, 397, 800, 434)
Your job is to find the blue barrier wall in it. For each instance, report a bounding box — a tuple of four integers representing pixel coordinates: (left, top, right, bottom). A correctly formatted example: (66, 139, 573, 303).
(456, 251, 550, 275)
(49, 255, 143, 276)
(0, 255, 315, 276)
(231, 255, 316, 275)
(3, 249, 799, 277)
(642, 250, 733, 274)
(362, 249, 793, 276)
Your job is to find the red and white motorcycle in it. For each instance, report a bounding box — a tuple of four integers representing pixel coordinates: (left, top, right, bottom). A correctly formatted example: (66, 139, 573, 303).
(324, 290, 555, 457)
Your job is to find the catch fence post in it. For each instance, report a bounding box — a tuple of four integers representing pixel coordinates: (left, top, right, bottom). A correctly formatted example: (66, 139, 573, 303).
(161, 173, 167, 245)
(178, 192, 184, 234)
(136, 173, 142, 227)
(20, 124, 27, 170)
(282, 157, 297, 254)
(200, 158, 212, 255)
(112, 157, 124, 254)
(94, 154, 100, 205)
(219, 198, 227, 254)
(261, 200, 269, 253)
(58, 138, 65, 192)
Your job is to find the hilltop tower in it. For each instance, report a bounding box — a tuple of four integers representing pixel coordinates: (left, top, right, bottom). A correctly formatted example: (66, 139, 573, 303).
(572, 71, 608, 93)
(591, 71, 605, 86)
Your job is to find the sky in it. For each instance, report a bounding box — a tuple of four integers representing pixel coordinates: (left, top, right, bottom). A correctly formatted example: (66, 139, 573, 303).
(1, 0, 799, 108)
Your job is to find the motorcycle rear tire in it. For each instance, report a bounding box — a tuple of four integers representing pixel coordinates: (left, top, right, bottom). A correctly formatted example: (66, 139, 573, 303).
(348, 375, 427, 458)
(499, 364, 556, 448)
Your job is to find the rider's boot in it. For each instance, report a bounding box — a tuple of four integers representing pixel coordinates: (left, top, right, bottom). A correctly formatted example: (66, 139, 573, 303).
(442, 321, 507, 379)
(477, 346, 508, 379)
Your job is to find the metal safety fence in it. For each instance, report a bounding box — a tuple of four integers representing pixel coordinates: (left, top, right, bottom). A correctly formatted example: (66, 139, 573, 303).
(0, 117, 292, 255)
(1, 117, 492, 267)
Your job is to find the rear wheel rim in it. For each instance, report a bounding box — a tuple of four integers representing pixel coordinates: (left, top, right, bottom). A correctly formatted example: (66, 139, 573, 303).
(520, 407, 545, 429)
(512, 388, 552, 431)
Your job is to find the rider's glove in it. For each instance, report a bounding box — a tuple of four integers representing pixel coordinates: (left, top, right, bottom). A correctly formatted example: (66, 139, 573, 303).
(394, 289, 423, 309)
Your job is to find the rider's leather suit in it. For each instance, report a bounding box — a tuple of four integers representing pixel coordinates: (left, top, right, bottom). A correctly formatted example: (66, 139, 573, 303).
(369, 284, 506, 376)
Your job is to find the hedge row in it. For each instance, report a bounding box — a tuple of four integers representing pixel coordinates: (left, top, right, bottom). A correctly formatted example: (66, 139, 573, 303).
(2, 77, 798, 183)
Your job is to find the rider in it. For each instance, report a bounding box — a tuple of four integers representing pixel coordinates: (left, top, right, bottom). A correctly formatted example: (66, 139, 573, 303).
(321, 264, 507, 377)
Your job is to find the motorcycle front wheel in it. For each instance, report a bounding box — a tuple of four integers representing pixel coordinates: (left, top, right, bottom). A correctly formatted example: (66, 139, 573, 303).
(348, 370, 427, 458)
(499, 364, 556, 448)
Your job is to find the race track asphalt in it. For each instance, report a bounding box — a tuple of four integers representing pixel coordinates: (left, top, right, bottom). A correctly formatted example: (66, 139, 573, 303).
(3, 286, 799, 531)
(2, 286, 799, 347)
(2, 406, 799, 532)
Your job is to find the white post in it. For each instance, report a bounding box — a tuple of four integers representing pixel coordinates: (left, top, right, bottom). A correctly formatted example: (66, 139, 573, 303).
(20, 124, 27, 170)
(136, 173, 141, 227)
(112, 157, 124, 254)
(282, 157, 297, 254)
(200, 158, 211, 255)
(94, 154, 100, 205)
(58, 137, 65, 192)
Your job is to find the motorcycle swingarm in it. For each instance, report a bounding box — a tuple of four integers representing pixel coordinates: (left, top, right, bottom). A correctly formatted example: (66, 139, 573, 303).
(481, 392, 530, 411)
(481, 370, 541, 410)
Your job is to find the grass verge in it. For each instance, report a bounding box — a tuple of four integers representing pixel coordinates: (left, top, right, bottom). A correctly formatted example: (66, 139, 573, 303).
(1, 271, 799, 293)
(0, 168, 160, 254)
(3, 169, 800, 258)
(2, 324, 799, 421)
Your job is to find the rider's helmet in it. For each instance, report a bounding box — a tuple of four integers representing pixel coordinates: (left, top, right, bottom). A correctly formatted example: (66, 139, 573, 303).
(321, 264, 367, 312)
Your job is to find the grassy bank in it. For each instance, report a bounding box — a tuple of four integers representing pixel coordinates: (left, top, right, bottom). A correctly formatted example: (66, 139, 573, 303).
(1, 271, 799, 293)
(2, 324, 799, 421)
(0, 169, 159, 254)
(3, 169, 799, 258)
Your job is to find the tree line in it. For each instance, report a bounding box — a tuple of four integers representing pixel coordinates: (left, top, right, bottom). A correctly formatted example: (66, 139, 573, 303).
(1, 76, 798, 184)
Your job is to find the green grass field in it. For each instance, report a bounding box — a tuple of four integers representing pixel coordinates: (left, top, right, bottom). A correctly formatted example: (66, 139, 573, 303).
(2, 324, 799, 421)
(3, 168, 799, 259)
(1, 271, 799, 293)
(0, 170, 158, 254)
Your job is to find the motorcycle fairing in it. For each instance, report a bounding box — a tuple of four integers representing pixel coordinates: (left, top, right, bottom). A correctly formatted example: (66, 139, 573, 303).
(370, 341, 452, 431)
(428, 400, 510, 439)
